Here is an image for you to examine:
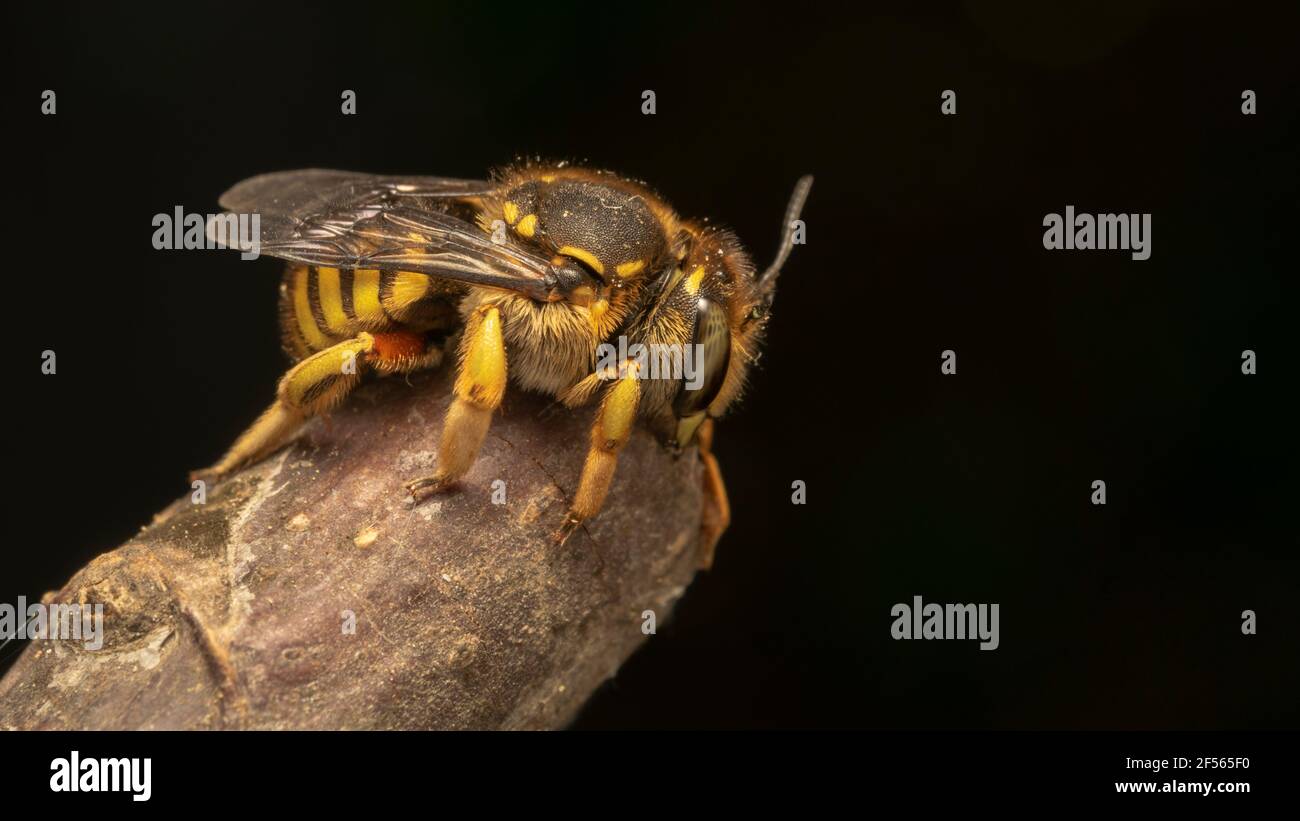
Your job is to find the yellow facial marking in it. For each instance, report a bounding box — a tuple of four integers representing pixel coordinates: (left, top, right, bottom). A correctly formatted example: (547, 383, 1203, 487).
(685, 265, 706, 295)
(515, 213, 537, 238)
(502, 201, 519, 225)
(615, 259, 645, 278)
(558, 245, 604, 275)
(675, 411, 707, 448)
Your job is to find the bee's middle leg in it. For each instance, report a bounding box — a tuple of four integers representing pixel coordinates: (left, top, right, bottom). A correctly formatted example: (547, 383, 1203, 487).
(406, 304, 507, 498)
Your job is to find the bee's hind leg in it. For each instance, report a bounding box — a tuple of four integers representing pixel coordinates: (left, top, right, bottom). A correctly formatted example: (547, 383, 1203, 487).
(192, 331, 439, 484)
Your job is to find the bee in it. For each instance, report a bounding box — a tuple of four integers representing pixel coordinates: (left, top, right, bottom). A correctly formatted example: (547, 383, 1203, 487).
(196, 162, 811, 560)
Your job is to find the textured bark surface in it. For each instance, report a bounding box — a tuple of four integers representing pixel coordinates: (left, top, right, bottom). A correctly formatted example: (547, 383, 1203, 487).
(0, 368, 707, 729)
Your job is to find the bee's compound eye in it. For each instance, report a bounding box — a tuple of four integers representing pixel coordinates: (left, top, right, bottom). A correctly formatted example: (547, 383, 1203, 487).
(673, 297, 732, 417)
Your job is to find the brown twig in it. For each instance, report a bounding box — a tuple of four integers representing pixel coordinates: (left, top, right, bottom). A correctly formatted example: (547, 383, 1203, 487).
(0, 368, 708, 730)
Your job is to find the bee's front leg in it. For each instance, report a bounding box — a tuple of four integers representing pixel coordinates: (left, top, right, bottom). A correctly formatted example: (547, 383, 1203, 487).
(553, 360, 642, 546)
(406, 304, 507, 499)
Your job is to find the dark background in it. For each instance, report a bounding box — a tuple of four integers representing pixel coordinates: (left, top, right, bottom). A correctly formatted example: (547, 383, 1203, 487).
(6, 2, 1296, 729)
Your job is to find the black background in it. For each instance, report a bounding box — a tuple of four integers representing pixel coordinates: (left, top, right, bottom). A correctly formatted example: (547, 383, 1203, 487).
(5, 2, 1297, 729)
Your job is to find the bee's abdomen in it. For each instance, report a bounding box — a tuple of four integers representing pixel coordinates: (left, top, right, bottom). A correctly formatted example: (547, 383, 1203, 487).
(279, 264, 461, 359)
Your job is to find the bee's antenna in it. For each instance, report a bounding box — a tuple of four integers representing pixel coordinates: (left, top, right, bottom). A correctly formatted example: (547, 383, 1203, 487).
(756, 175, 813, 296)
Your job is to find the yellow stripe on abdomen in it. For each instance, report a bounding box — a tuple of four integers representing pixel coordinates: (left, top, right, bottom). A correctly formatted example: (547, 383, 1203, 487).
(316, 266, 350, 333)
(352, 269, 385, 324)
(293, 267, 332, 350)
(384, 271, 431, 316)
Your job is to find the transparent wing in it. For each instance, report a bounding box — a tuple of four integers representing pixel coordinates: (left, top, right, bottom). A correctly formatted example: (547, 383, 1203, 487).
(207, 169, 561, 300)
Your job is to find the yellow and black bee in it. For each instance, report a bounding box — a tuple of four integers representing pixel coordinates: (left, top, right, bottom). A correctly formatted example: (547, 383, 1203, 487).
(196, 162, 811, 559)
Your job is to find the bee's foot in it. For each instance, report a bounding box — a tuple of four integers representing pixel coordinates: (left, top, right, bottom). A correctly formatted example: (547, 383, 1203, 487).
(405, 475, 454, 502)
(551, 514, 584, 547)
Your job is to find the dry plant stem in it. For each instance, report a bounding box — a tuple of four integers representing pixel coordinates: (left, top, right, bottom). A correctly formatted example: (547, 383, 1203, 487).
(0, 368, 710, 729)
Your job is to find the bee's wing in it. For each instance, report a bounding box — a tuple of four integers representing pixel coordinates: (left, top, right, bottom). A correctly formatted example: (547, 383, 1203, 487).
(208, 169, 560, 301)
(215, 169, 500, 212)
